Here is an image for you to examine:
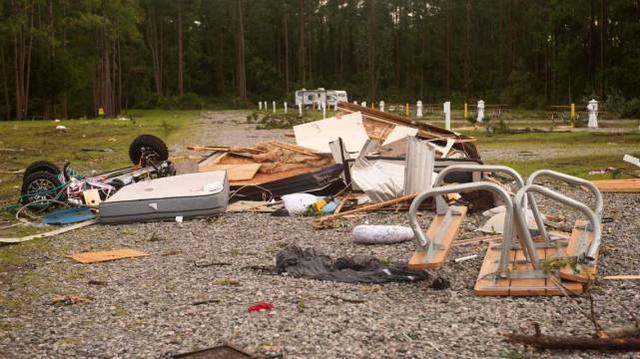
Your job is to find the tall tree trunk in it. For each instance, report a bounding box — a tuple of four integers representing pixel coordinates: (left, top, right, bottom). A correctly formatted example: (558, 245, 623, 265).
(145, 8, 163, 96)
(61, 0, 68, 119)
(445, 0, 451, 97)
(284, 13, 289, 95)
(297, 0, 305, 85)
(366, 0, 377, 100)
(233, 0, 246, 100)
(1, 48, 10, 120)
(599, 0, 607, 98)
(177, 0, 184, 97)
(13, 0, 35, 120)
(463, 0, 471, 98)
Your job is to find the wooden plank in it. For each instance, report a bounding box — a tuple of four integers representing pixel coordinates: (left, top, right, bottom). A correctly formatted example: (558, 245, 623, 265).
(508, 247, 548, 296)
(231, 166, 318, 186)
(198, 152, 227, 166)
(68, 249, 149, 264)
(199, 163, 262, 181)
(559, 220, 597, 283)
(474, 243, 512, 296)
(603, 275, 640, 280)
(591, 179, 640, 193)
(408, 206, 468, 269)
(267, 141, 320, 157)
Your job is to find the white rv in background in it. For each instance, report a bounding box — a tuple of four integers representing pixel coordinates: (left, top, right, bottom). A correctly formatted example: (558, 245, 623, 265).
(295, 88, 348, 107)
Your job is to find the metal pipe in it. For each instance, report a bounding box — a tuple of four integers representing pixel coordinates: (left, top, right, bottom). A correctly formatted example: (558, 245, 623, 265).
(527, 169, 604, 219)
(514, 184, 601, 263)
(434, 164, 525, 188)
(408, 181, 515, 276)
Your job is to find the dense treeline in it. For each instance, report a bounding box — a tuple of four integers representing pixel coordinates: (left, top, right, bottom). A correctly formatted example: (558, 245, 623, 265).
(1, 0, 639, 120)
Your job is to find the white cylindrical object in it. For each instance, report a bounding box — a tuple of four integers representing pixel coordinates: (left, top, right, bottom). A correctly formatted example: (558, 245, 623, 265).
(361, 101, 367, 108)
(417, 100, 423, 118)
(272, 101, 276, 113)
(454, 254, 478, 263)
(284, 102, 288, 114)
(322, 101, 326, 119)
(443, 101, 451, 130)
(298, 103, 303, 115)
(379, 100, 385, 112)
(588, 99, 599, 128)
(477, 100, 485, 123)
(352, 225, 414, 244)
(334, 101, 338, 112)
(353, 100, 358, 105)
(259, 102, 263, 110)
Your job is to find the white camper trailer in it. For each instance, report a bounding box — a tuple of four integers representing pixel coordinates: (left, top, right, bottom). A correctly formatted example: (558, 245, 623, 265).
(295, 88, 348, 107)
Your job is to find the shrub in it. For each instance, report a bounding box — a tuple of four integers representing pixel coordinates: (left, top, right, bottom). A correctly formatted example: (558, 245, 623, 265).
(620, 98, 640, 119)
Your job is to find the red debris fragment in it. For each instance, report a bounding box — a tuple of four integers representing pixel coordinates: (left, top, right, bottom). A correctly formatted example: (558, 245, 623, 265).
(248, 302, 274, 312)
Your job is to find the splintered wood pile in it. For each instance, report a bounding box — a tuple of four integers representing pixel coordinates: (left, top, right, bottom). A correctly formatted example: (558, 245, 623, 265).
(193, 141, 334, 185)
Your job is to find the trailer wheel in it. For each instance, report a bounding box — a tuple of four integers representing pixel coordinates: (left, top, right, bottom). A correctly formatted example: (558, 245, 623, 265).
(20, 171, 66, 209)
(23, 161, 60, 179)
(129, 134, 169, 165)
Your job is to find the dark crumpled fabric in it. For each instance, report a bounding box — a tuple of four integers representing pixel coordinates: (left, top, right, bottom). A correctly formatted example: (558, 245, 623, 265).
(275, 245, 430, 284)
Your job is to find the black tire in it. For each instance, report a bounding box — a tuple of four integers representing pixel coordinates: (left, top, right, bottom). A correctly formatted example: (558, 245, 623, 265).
(23, 161, 60, 179)
(129, 134, 169, 165)
(20, 170, 67, 208)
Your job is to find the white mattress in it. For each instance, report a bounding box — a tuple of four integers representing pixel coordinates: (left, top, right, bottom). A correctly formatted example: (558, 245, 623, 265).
(106, 172, 227, 201)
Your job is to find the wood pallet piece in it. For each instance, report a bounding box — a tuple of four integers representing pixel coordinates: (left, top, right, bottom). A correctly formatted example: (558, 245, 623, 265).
(200, 163, 262, 181)
(544, 243, 584, 295)
(591, 179, 640, 193)
(408, 206, 468, 269)
(558, 220, 598, 283)
(229, 166, 319, 187)
(475, 241, 583, 296)
(474, 243, 514, 296)
(198, 152, 227, 168)
(267, 141, 320, 157)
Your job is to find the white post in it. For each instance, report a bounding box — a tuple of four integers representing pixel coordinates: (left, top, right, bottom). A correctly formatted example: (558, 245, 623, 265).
(379, 100, 385, 112)
(443, 101, 451, 130)
(361, 101, 367, 108)
(284, 102, 288, 114)
(353, 100, 358, 105)
(417, 101, 423, 118)
(272, 101, 276, 114)
(264, 101, 268, 111)
(258, 101, 262, 111)
(322, 101, 327, 119)
(587, 99, 599, 128)
(477, 100, 485, 123)
(298, 103, 303, 116)
(334, 101, 338, 112)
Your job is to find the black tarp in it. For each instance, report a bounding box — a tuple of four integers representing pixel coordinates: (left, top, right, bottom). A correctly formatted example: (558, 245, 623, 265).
(275, 245, 431, 284)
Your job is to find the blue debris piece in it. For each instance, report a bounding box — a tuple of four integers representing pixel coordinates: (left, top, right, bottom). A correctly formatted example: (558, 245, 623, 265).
(42, 207, 96, 225)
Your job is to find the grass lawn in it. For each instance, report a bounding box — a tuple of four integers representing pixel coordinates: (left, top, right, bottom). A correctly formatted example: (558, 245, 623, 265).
(0, 109, 200, 204)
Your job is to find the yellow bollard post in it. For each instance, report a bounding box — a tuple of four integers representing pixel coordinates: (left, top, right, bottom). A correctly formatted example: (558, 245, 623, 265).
(371, 101, 375, 109)
(405, 103, 409, 116)
(570, 103, 576, 127)
(464, 103, 468, 120)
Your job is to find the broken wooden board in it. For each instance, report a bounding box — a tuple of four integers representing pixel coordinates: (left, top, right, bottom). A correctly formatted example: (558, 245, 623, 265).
(602, 275, 640, 280)
(68, 249, 149, 264)
(475, 241, 583, 296)
(267, 141, 320, 157)
(591, 178, 640, 193)
(559, 220, 598, 283)
(408, 206, 468, 269)
(199, 163, 262, 181)
(229, 166, 319, 186)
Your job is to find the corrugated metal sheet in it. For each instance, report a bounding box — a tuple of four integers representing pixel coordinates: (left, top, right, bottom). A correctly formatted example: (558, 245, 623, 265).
(404, 137, 435, 195)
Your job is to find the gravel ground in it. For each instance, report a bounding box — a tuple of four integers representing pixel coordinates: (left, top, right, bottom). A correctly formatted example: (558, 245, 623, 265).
(1, 190, 639, 358)
(1, 112, 639, 358)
